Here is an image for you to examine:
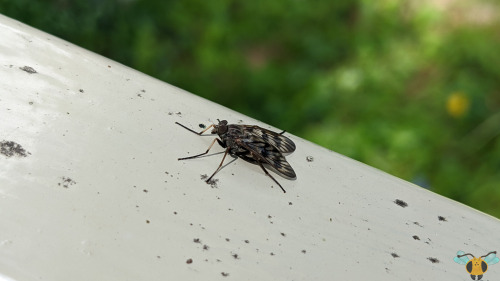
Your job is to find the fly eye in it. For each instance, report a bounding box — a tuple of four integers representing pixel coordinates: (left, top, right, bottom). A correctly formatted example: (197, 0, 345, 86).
(218, 125, 228, 134)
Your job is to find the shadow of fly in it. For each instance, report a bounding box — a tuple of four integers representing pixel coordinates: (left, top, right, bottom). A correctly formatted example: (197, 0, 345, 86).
(176, 120, 296, 193)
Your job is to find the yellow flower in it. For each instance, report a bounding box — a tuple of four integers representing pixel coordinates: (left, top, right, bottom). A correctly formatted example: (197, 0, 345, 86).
(446, 92, 469, 118)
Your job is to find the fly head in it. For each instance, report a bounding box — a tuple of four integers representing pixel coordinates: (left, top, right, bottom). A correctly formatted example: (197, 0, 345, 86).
(212, 119, 229, 136)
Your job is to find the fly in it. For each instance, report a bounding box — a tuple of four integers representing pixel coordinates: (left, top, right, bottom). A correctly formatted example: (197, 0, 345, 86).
(176, 120, 296, 193)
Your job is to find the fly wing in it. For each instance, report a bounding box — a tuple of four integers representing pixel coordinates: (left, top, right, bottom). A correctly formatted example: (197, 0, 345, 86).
(242, 125, 296, 153)
(236, 138, 296, 179)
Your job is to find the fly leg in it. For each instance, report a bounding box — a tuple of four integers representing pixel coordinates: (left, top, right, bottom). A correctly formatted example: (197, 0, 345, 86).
(178, 138, 218, 160)
(206, 147, 230, 183)
(175, 122, 214, 135)
(258, 161, 286, 193)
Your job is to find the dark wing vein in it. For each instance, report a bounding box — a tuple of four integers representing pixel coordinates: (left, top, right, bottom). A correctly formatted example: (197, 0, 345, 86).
(236, 139, 296, 179)
(242, 125, 296, 153)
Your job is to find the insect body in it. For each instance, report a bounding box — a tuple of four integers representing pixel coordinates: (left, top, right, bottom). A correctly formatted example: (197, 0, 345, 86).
(176, 120, 296, 193)
(454, 251, 499, 280)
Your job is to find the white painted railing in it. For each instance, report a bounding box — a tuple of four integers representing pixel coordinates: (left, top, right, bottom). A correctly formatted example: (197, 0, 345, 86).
(1, 14, 499, 281)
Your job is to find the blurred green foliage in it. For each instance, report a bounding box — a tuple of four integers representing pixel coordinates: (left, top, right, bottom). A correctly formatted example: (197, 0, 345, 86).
(1, 0, 500, 217)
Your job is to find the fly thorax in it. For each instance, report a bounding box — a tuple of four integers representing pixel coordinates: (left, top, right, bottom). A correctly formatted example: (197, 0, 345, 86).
(226, 137, 239, 150)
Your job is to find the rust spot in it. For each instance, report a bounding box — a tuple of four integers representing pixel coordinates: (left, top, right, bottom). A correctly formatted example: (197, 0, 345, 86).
(394, 199, 408, 208)
(438, 216, 447, 222)
(19, 66, 37, 74)
(428, 257, 439, 263)
(1, 141, 30, 158)
(58, 177, 76, 188)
